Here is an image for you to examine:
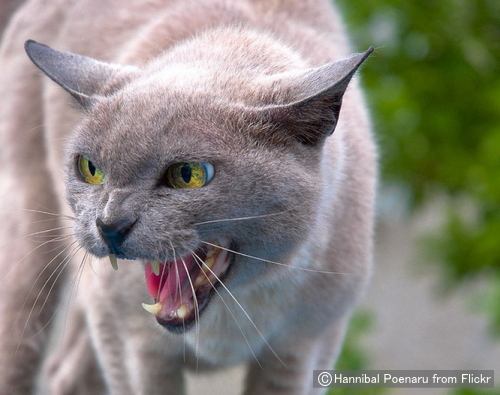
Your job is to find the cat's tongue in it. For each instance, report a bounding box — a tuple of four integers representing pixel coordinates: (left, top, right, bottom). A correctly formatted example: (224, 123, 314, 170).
(143, 255, 200, 321)
(141, 242, 231, 328)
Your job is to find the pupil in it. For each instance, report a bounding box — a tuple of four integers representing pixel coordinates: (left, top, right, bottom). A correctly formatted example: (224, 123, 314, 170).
(181, 164, 192, 183)
(88, 160, 96, 176)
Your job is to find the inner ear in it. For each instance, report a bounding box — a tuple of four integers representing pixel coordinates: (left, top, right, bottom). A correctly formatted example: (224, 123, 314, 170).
(283, 91, 344, 145)
(254, 48, 373, 146)
(24, 40, 139, 107)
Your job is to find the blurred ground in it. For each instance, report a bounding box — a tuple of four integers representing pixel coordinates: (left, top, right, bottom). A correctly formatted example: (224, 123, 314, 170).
(359, 202, 500, 395)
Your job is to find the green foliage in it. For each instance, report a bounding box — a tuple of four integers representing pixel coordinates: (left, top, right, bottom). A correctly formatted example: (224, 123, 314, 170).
(327, 385, 387, 395)
(329, 2, 500, 393)
(335, 311, 374, 371)
(328, 311, 389, 395)
(335, 0, 500, 333)
(452, 389, 500, 395)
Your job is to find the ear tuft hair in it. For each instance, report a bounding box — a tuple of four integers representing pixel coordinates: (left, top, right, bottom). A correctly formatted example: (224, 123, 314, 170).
(24, 39, 138, 107)
(256, 48, 373, 145)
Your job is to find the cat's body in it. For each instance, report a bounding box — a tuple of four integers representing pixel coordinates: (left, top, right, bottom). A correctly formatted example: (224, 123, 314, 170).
(0, 1, 376, 394)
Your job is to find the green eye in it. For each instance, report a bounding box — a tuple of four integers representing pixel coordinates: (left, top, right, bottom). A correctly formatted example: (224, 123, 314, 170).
(78, 155, 105, 185)
(165, 162, 214, 189)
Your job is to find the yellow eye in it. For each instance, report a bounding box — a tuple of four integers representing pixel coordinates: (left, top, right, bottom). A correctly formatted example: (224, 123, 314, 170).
(165, 162, 214, 189)
(78, 155, 105, 185)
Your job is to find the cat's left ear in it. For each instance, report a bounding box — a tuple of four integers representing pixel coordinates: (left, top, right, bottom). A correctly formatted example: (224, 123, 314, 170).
(24, 40, 139, 107)
(257, 48, 373, 145)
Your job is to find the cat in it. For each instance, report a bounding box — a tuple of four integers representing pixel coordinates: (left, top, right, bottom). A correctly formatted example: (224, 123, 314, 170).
(0, 0, 376, 394)
(0, 0, 23, 40)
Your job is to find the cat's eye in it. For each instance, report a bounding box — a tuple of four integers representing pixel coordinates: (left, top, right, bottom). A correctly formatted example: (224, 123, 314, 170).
(77, 155, 105, 185)
(164, 162, 214, 189)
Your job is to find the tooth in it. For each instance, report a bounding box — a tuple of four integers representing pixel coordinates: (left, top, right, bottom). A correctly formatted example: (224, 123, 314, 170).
(203, 257, 215, 271)
(109, 254, 118, 271)
(176, 304, 189, 319)
(151, 260, 160, 276)
(141, 302, 162, 316)
(194, 275, 207, 287)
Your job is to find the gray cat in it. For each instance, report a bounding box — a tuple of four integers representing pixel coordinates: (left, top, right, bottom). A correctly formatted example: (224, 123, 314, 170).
(0, 0, 376, 394)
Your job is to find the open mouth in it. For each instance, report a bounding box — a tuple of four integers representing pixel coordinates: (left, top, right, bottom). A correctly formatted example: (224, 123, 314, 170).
(140, 240, 232, 332)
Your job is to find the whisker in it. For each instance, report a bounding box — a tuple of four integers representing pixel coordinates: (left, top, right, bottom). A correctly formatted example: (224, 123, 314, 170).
(195, 254, 287, 367)
(191, 251, 262, 369)
(193, 210, 290, 226)
(33, 248, 83, 339)
(37, 238, 76, 255)
(28, 250, 87, 340)
(3, 236, 75, 282)
(21, 208, 75, 221)
(23, 244, 80, 329)
(155, 241, 168, 302)
(169, 241, 186, 362)
(59, 251, 88, 343)
(156, 261, 168, 302)
(16, 244, 81, 354)
(26, 233, 75, 241)
(200, 241, 353, 275)
(24, 226, 73, 237)
(28, 218, 70, 225)
(38, 246, 82, 316)
(17, 240, 78, 323)
(1, 232, 72, 259)
(180, 256, 200, 372)
(88, 255, 98, 276)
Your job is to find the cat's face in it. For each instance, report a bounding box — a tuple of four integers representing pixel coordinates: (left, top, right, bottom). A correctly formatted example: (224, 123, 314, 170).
(25, 39, 371, 331)
(66, 81, 319, 328)
(67, 83, 318, 273)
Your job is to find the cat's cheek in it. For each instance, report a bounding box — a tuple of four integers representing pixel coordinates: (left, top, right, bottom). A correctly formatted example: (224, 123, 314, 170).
(70, 201, 85, 218)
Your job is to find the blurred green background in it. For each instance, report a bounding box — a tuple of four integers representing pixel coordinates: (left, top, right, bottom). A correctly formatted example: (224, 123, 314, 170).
(330, 0, 500, 394)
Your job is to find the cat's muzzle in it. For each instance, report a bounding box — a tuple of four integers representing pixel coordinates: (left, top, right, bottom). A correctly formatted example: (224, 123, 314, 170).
(139, 239, 234, 332)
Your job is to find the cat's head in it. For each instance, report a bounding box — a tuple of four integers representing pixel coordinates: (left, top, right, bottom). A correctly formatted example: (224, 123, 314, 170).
(25, 37, 371, 331)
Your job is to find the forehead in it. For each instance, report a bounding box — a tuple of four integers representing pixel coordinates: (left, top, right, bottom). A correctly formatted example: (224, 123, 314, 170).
(71, 87, 250, 182)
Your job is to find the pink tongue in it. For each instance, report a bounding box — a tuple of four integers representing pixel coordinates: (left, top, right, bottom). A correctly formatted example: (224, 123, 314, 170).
(145, 255, 198, 310)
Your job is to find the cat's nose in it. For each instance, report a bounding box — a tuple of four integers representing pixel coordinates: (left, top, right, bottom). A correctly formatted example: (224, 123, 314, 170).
(96, 217, 137, 252)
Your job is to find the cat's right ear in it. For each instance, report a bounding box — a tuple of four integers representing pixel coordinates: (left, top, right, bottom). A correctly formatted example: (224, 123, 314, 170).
(24, 40, 138, 107)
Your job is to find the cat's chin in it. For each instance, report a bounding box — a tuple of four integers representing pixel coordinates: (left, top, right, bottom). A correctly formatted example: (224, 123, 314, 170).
(140, 240, 234, 333)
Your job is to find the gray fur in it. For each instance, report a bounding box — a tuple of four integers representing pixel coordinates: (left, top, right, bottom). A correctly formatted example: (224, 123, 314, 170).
(0, 1, 377, 394)
(25, 39, 138, 106)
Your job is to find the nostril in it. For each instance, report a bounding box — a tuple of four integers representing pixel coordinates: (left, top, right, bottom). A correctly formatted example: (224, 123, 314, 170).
(96, 217, 137, 249)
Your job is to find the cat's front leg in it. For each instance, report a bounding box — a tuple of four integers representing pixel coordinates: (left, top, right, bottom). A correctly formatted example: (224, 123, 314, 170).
(119, 326, 186, 395)
(84, 275, 186, 395)
(125, 346, 186, 395)
(243, 320, 347, 395)
(92, 325, 186, 395)
(44, 301, 105, 395)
